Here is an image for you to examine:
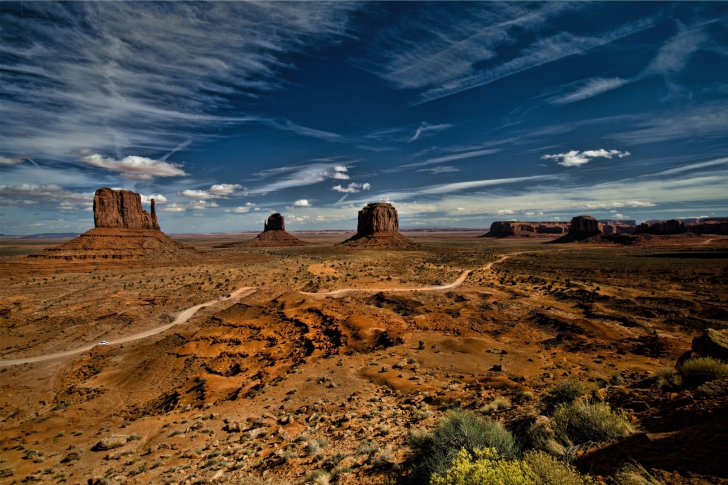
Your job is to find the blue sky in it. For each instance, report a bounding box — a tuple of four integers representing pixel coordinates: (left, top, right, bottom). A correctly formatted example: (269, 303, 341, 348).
(1, 2, 727, 234)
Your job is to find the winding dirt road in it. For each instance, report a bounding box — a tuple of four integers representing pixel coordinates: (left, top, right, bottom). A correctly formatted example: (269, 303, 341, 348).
(0, 254, 514, 366)
(0, 287, 257, 367)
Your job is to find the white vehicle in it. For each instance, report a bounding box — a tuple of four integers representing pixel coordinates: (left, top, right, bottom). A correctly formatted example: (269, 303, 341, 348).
(99, 340, 109, 345)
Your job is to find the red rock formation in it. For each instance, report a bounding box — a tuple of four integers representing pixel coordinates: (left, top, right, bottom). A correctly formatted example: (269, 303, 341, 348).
(689, 218, 728, 235)
(482, 221, 568, 237)
(93, 187, 159, 230)
(264, 213, 285, 232)
(634, 219, 686, 235)
(569, 215, 601, 235)
(342, 203, 417, 248)
(216, 213, 306, 247)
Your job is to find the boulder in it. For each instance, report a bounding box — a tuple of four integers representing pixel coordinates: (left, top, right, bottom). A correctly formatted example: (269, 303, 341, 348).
(341, 203, 417, 248)
(93, 187, 159, 230)
(93, 434, 128, 451)
(692, 329, 728, 362)
(264, 213, 285, 231)
(635, 219, 686, 235)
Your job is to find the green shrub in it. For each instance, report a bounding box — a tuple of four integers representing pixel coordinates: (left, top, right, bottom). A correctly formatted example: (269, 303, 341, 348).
(523, 450, 595, 485)
(678, 357, 728, 386)
(409, 409, 520, 483)
(548, 379, 593, 405)
(530, 401, 634, 458)
(480, 398, 511, 414)
(429, 448, 535, 485)
(656, 367, 681, 388)
(612, 462, 665, 485)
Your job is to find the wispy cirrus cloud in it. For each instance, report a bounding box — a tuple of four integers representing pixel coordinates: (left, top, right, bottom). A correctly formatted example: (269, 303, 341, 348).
(400, 148, 500, 169)
(0, 2, 355, 159)
(0, 184, 93, 211)
(408, 122, 452, 143)
(249, 161, 353, 194)
(646, 25, 708, 75)
(549, 77, 629, 105)
(332, 182, 371, 193)
(542, 149, 630, 167)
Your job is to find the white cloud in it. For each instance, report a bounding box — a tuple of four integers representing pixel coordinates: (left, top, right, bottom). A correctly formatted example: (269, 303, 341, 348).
(161, 200, 218, 212)
(140, 194, 168, 204)
(542, 149, 630, 167)
(417, 166, 460, 174)
(408, 122, 452, 142)
(226, 206, 251, 213)
(249, 161, 355, 194)
(178, 183, 243, 199)
(332, 182, 371, 193)
(401, 149, 500, 169)
(292, 199, 311, 207)
(0, 184, 93, 210)
(656, 156, 728, 176)
(647, 26, 707, 75)
(76, 151, 188, 179)
(0, 155, 27, 166)
(550, 77, 628, 104)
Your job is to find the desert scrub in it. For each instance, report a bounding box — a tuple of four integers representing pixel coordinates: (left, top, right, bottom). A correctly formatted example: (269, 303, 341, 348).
(480, 397, 511, 414)
(656, 366, 682, 388)
(530, 400, 634, 459)
(408, 409, 520, 484)
(547, 378, 593, 405)
(678, 357, 728, 386)
(523, 450, 595, 485)
(429, 448, 536, 485)
(612, 461, 665, 485)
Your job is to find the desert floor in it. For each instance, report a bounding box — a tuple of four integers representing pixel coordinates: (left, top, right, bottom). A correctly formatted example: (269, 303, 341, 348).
(0, 232, 727, 484)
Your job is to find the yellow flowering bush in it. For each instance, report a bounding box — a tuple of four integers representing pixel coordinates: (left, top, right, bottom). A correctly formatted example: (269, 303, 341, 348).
(430, 448, 537, 485)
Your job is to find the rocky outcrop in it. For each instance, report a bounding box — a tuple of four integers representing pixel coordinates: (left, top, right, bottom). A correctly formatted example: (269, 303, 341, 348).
(602, 224, 636, 235)
(688, 218, 728, 235)
(216, 213, 306, 247)
(93, 434, 128, 451)
(482, 221, 568, 238)
(30, 187, 203, 261)
(264, 213, 285, 232)
(93, 187, 159, 230)
(635, 219, 686, 235)
(570, 215, 601, 235)
(692, 329, 728, 362)
(342, 203, 417, 248)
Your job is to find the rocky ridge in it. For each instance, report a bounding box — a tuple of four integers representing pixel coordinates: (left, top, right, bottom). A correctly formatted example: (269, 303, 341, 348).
(482, 221, 569, 238)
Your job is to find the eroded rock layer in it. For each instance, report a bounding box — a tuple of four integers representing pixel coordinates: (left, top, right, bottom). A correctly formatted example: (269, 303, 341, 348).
(635, 219, 687, 235)
(342, 203, 417, 248)
(93, 187, 160, 230)
(482, 221, 569, 238)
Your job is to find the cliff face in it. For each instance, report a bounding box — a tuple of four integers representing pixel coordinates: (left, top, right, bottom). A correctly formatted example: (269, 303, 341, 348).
(264, 213, 285, 232)
(483, 221, 569, 237)
(635, 219, 687, 235)
(356, 203, 399, 236)
(569, 216, 600, 235)
(342, 203, 417, 248)
(93, 188, 160, 230)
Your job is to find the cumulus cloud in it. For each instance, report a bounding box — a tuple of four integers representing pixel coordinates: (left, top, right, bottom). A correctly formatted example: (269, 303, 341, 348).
(140, 194, 168, 204)
(76, 151, 188, 179)
(332, 166, 350, 180)
(292, 199, 311, 207)
(161, 200, 218, 212)
(0, 155, 27, 166)
(178, 183, 243, 199)
(0, 184, 93, 210)
(332, 182, 371, 193)
(542, 149, 630, 167)
(226, 206, 251, 213)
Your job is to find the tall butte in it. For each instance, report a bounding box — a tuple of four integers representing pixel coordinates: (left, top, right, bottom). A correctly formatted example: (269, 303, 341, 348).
(31, 188, 201, 261)
(216, 213, 306, 247)
(341, 203, 417, 248)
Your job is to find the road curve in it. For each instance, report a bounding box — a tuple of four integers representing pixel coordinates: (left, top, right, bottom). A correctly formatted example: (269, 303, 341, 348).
(0, 287, 257, 367)
(0, 254, 515, 366)
(301, 254, 512, 298)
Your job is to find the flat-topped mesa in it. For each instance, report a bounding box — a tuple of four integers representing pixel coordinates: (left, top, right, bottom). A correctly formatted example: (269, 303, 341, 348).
(342, 203, 417, 248)
(482, 221, 569, 238)
(569, 215, 601, 235)
(93, 187, 160, 230)
(634, 219, 687, 235)
(263, 213, 285, 232)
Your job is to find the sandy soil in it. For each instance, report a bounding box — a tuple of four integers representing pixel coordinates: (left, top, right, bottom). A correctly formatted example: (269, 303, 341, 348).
(0, 233, 726, 484)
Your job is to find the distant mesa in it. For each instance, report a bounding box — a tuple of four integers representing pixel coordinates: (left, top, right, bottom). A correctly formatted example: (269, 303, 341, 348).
(30, 187, 202, 261)
(689, 218, 728, 235)
(341, 203, 417, 248)
(216, 213, 306, 248)
(550, 215, 603, 244)
(482, 221, 569, 238)
(635, 219, 687, 235)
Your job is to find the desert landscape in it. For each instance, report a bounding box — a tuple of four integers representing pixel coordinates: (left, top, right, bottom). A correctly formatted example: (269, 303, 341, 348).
(1, 190, 727, 485)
